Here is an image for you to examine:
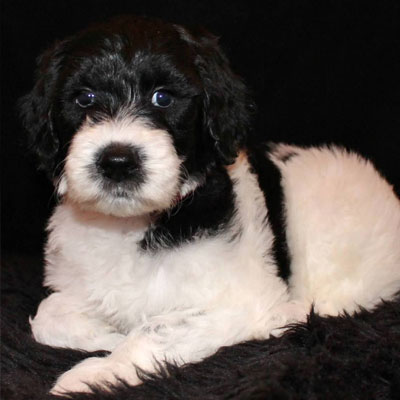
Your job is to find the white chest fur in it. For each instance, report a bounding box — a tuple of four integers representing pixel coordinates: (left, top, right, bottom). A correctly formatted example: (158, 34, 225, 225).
(43, 155, 289, 334)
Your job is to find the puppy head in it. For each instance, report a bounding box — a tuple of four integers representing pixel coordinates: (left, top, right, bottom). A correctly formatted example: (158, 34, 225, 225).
(20, 16, 253, 217)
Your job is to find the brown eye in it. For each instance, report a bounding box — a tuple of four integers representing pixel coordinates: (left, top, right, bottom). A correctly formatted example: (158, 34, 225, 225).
(76, 92, 95, 108)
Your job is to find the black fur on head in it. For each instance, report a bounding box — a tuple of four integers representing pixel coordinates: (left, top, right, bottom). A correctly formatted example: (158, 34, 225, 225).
(175, 24, 255, 165)
(19, 16, 254, 180)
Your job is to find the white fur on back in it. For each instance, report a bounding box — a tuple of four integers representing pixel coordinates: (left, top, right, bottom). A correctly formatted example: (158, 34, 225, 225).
(271, 144, 400, 315)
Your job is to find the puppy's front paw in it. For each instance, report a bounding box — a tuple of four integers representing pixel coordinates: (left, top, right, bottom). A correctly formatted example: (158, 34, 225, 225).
(51, 356, 141, 394)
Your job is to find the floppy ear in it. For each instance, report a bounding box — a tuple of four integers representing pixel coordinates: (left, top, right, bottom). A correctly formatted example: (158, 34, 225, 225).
(19, 40, 67, 177)
(179, 27, 255, 164)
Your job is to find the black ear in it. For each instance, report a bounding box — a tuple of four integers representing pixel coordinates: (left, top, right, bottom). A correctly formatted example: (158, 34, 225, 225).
(19, 40, 67, 177)
(178, 26, 255, 164)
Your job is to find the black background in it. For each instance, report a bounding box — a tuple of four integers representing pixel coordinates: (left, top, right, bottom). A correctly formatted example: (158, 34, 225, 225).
(2, 0, 400, 255)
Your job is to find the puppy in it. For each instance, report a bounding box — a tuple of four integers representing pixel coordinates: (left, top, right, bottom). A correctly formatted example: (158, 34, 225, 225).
(20, 16, 400, 394)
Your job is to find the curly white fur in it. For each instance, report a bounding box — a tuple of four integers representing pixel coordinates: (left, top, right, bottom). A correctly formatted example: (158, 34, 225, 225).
(32, 152, 307, 394)
(270, 144, 400, 316)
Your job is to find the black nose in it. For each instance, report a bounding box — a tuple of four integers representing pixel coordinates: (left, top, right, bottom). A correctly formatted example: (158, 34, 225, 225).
(96, 144, 141, 182)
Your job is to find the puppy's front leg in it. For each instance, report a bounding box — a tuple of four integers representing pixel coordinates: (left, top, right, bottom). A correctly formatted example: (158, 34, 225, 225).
(51, 303, 306, 394)
(51, 308, 244, 394)
(31, 292, 125, 352)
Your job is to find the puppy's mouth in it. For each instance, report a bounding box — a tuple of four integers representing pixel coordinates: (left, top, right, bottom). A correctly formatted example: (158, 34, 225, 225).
(102, 185, 133, 199)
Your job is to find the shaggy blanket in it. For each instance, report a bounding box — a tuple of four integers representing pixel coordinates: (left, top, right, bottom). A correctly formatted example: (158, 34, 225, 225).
(1, 254, 400, 400)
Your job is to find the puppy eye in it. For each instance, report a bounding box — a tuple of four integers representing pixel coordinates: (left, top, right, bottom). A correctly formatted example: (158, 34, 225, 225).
(75, 92, 96, 108)
(151, 90, 173, 108)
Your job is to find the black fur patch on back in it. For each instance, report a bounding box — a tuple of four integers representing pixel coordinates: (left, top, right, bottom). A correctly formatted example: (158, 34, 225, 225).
(140, 167, 236, 251)
(248, 145, 291, 281)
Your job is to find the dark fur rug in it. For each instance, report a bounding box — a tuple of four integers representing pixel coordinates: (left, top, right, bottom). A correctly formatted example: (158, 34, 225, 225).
(2, 254, 400, 400)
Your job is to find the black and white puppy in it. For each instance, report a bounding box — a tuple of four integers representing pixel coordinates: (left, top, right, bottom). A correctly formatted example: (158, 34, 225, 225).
(20, 16, 400, 394)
